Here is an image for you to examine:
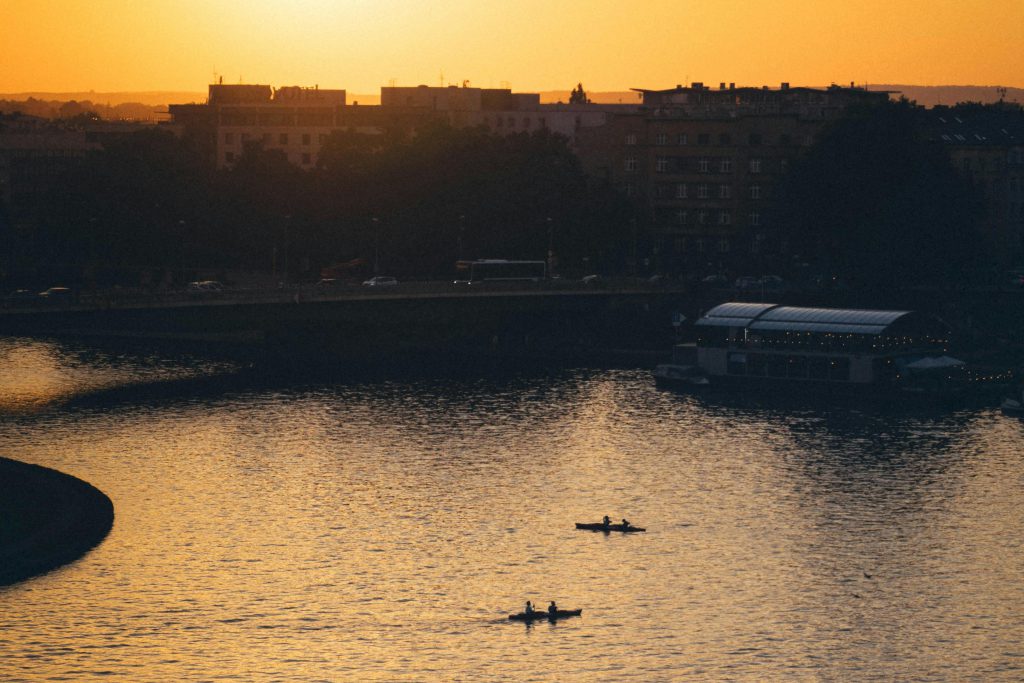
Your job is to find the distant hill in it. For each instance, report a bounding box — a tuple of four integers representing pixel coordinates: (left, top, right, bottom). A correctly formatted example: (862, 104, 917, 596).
(865, 84, 1023, 107)
(0, 91, 206, 106)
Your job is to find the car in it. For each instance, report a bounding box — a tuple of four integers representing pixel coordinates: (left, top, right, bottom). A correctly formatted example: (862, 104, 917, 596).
(734, 276, 761, 290)
(362, 276, 398, 287)
(38, 286, 73, 299)
(700, 274, 729, 286)
(580, 274, 601, 284)
(188, 280, 224, 292)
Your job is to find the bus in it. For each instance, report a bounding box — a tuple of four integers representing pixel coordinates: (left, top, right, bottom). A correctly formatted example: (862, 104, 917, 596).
(455, 260, 547, 283)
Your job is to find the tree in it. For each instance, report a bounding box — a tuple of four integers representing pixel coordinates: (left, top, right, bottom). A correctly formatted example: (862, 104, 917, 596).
(772, 100, 985, 289)
(569, 83, 589, 105)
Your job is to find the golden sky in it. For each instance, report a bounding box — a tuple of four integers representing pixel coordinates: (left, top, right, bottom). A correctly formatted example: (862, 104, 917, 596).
(1, 0, 1021, 94)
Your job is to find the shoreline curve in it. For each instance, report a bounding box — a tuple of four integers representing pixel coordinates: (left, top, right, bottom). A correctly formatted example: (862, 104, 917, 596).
(0, 456, 115, 587)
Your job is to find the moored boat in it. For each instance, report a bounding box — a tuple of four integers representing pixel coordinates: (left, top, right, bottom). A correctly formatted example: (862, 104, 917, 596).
(509, 608, 582, 621)
(652, 363, 710, 390)
(575, 522, 646, 533)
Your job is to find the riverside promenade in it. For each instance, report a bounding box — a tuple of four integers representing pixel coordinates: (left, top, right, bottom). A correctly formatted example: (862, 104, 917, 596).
(0, 457, 114, 586)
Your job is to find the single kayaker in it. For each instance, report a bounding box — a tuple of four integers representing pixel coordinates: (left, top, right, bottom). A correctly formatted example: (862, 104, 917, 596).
(524, 601, 534, 615)
(602, 515, 611, 528)
(548, 601, 558, 616)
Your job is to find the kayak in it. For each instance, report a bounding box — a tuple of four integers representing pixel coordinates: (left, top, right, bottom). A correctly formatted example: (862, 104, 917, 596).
(575, 522, 646, 533)
(509, 609, 582, 621)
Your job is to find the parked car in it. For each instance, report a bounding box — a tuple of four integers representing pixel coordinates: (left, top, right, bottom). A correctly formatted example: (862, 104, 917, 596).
(734, 276, 761, 290)
(362, 276, 398, 287)
(38, 286, 73, 300)
(580, 274, 601, 284)
(700, 274, 729, 286)
(188, 280, 224, 292)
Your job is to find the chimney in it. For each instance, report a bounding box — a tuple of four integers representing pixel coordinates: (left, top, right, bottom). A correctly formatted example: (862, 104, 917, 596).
(720, 82, 726, 90)
(692, 82, 703, 89)
(781, 82, 790, 90)
(729, 83, 735, 90)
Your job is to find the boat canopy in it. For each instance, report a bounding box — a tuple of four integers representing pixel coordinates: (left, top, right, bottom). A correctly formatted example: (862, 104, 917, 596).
(696, 303, 917, 335)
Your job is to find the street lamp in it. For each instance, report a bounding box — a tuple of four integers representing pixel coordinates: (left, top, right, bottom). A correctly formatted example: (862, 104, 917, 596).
(372, 217, 380, 275)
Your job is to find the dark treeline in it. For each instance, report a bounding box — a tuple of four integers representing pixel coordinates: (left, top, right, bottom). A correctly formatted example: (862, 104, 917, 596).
(19, 123, 633, 287)
(0, 98, 165, 122)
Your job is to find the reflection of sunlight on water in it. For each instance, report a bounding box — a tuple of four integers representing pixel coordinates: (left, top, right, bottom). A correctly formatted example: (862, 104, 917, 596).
(0, 340, 78, 412)
(0, 337, 236, 413)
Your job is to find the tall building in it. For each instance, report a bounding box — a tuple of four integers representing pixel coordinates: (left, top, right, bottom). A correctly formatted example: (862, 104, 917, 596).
(575, 82, 889, 274)
(924, 105, 1024, 266)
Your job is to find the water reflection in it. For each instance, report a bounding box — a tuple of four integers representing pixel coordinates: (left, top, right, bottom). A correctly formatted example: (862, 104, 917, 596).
(1, 338, 1022, 681)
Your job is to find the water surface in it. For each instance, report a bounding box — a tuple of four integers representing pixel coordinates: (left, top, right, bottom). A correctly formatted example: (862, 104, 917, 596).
(1, 337, 1022, 681)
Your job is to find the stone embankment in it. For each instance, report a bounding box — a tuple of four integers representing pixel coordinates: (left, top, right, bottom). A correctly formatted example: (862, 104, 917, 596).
(0, 457, 114, 586)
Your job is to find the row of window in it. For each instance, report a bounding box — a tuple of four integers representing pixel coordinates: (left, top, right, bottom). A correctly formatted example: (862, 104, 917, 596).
(663, 210, 760, 226)
(625, 132, 794, 147)
(654, 183, 762, 199)
(625, 156, 775, 174)
(224, 132, 327, 146)
(224, 151, 315, 166)
(482, 116, 548, 130)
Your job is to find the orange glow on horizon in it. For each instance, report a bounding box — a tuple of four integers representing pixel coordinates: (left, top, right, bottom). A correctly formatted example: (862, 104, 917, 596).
(1, 0, 1022, 95)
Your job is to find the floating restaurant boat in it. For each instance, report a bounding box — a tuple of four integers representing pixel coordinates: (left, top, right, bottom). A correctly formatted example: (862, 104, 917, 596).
(687, 302, 966, 394)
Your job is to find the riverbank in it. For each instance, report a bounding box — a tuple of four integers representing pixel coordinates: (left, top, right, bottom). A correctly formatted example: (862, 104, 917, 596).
(0, 457, 114, 586)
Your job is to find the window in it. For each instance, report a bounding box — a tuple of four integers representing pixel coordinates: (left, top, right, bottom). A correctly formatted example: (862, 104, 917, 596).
(224, 132, 234, 144)
(675, 183, 687, 199)
(697, 210, 708, 225)
(697, 133, 709, 145)
(697, 184, 709, 199)
(624, 182, 635, 197)
(279, 133, 288, 145)
(656, 157, 669, 173)
(675, 210, 688, 226)
(779, 134, 792, 145)
(719, 185, 731, 199)
(319, 134, 327, 144)
(655, 184, 669, 198)
(748, 133, 762, 146)
(749, 158, 762, 173)
(656, 133, 668, 145)
(718, 133, 731, 145)
(625, 157, 638, 172)
(625, 133, 637, 145)
(302, 153, 311, 165)
(720, 158, 732, 173)
(718, 238, 730, 252)
(507, 117, 515, 128)
(699, 158, 710, 173)
(718, 210, 731, 225)
(677, 133, 688, 145)
(749, 211, 761, 226)
(750, 184, 761, 200)
(225, 151, 235, 163)
(538, 117, 547, 128)
(780, 159, 789, 174)
(262, 133, 271, 144)
(523, 117, 531, 128)
(302, 133, 311, 146)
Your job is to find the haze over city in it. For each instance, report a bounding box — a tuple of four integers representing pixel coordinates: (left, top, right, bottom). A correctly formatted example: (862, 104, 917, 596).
(2, 0, 1022, 93)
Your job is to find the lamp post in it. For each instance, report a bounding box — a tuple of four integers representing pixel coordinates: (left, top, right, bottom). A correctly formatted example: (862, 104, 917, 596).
(458, 214, 465, 262)
(545, 217, 554, 277)
(372, 217, 380, 275)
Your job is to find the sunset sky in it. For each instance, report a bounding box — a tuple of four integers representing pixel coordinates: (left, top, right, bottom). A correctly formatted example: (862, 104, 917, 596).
(1, 0, 1021, 94)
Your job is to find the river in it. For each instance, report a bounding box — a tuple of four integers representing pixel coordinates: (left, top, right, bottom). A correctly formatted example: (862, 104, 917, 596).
(1, 336, 1022, 681)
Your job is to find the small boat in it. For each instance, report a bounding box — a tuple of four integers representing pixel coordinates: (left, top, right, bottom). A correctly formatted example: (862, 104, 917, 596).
(1001, 396, 1023, 417)
(509, 609, 582, 621)
(652, 363, 710, 390)
(575, 522, 646, 533)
